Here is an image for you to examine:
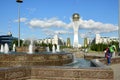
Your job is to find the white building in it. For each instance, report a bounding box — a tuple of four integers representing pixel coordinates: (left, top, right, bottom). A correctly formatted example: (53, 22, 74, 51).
(95, 34, 118, 44)
(36, 35, 65, 45)
(53, 35, 58, 45)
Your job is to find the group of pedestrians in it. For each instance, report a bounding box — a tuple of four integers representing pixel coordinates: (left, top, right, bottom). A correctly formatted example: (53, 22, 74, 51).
(104, 44, 116, 65)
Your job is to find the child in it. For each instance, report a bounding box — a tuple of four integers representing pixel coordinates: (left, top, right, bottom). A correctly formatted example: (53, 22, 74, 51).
(104, 47, 111, 65)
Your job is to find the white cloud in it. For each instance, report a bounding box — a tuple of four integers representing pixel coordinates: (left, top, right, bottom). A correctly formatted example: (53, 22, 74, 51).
(79, 19, 118, 33)
(14, 17, 27, 22)
(28, 18, 70, 28)
(42, 29, 72, 37)
(27, 17, 118, 34)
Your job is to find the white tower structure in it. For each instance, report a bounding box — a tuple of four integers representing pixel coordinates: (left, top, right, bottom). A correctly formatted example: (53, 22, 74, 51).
(72, 13, 80, 48)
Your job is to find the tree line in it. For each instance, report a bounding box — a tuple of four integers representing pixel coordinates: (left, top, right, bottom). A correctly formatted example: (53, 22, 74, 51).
(90, 41, 119, 52)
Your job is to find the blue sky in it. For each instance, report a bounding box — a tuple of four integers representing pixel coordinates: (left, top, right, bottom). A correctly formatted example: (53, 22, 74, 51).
(0, 0, 118, 45)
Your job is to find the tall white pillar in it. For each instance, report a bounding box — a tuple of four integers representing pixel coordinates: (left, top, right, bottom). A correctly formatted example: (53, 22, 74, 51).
(73, 21, 79, 48)
(72, 13, 80, 48)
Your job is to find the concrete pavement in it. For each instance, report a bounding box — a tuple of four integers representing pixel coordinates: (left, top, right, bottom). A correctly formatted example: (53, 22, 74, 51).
(110, 64, 120, 80)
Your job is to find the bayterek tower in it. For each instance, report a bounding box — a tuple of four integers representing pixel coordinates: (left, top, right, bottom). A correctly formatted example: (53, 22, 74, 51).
(72, 13, 80, 48)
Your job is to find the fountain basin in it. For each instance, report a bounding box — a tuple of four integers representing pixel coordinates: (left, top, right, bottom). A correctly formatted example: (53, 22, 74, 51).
(0, 53, 115, 80)
(0, 66, 113, 80)
(0, 53, 73, 67)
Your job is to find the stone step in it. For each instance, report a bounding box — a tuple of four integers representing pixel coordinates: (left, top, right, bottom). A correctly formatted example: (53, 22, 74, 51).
(27, 77, 113, 80)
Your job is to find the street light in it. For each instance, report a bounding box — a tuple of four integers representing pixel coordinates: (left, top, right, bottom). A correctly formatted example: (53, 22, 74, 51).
(16, 0, 23, 47)
(118, 0, 120, 51)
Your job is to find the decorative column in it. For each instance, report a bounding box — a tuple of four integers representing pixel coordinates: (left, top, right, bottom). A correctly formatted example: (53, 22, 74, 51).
(72, 13, 80, 48)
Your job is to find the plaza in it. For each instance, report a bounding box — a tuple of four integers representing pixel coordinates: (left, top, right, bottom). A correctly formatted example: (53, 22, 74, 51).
(0, 0, 119, 80)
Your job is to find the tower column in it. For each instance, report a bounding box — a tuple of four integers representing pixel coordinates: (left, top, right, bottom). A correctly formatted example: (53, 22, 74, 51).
(72, 13, 80, 48)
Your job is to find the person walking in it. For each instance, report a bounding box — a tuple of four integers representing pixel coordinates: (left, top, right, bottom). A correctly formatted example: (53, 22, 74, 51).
(109, 45, 116, 58)
(104, 47, 111, 65)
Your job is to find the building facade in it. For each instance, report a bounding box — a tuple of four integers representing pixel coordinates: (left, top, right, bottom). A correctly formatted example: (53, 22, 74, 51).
(66, 38, 71, 47)
(94, 34, 118, 44)
(0, 32, 17, 47)
(36, 35, 65, 46)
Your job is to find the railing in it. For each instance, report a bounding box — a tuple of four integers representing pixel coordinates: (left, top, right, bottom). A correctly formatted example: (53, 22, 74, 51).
(0, 66, 113, 80)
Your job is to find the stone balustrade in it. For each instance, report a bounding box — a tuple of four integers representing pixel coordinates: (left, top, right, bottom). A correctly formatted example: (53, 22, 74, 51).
(84, 54, 120, 65)
(31, 66, 113, 80)
(16, 46, 46, 52)
(0, 53, 73, 67)
(0, 66, 113, 80)
(0, 66, 31, 80)
(100, 56, 120, 65)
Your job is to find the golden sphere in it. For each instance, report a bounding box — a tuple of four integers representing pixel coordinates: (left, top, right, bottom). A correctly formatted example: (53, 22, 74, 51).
(72, 13, 80, 21)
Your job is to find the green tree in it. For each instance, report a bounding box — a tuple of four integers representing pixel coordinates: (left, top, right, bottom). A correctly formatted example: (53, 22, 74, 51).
(12, 39, 23, 47)
(90, 41, 119, 52)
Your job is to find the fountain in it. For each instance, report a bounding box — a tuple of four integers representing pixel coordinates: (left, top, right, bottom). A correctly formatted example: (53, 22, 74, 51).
(0, 44, 114, 80)
(0, 13, 114, 80)
(52, 45, 56, 53)
(12, 44, 16, 52)
(0, 44, 4, 52)
(28, 44, 33, 54)
(28, 40, 33, 54)
(4, 43, 9, 54)
(46, 46, 50, 52)
(56, 45, 60, 52)
(0, 13, 91, 68)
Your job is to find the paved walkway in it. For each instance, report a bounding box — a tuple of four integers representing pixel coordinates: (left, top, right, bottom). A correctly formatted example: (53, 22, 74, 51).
(88, 52, 120, 80)
(83, 52, 120, 80)
(110, 64, 120, 80)
(89, 53, 120, 80)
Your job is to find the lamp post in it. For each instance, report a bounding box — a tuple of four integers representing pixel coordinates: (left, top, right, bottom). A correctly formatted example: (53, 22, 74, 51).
(16, 0, 23, 47)
(119, 0, 120, 51)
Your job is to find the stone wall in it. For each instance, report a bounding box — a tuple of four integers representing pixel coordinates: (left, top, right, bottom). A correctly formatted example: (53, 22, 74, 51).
(0, 53, 116, 80)
(91, 59, 107, 67)
(16, 47, 28, 52)
(100, 56, 120, 65)
(16, 46, 46, 52)
(0, 66, 31, 80)
(84, 54, 120, 65)
(31, 66, 113, 80)
(0, 53, 73, 67)
(84, 55, 104, 60)
(0, 66, 114, 80)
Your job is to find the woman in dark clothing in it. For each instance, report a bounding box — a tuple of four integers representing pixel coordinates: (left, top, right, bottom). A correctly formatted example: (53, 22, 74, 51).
(104, 47, 111, 65)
